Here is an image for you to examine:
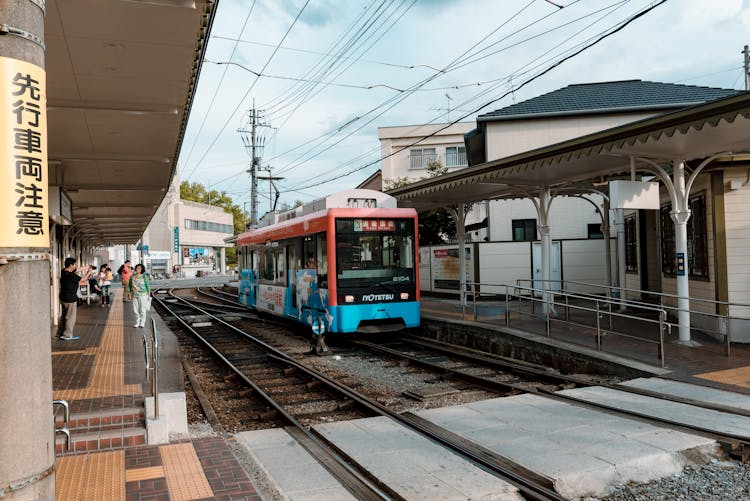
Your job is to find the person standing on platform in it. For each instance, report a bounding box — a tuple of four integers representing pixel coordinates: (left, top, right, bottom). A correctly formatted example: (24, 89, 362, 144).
(57, 257, 91, 340)
(119, 260, 133, 302)
(97, 264, 112, 307)
(128, 263, 151, 328)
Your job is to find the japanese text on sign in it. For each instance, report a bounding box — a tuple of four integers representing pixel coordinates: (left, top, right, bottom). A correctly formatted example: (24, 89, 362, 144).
(354, 219, 395, 232)
(0, 57, 48, 247)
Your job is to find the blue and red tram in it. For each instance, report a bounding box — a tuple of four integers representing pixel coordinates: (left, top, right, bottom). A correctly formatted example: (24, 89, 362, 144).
(236, 190, 420, 337)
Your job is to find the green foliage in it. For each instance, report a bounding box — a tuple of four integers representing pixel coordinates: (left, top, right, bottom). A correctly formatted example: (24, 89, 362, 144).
(384, 159, 461, 245)
(180, 181, 243, 264)
(383, 177, 411, 190)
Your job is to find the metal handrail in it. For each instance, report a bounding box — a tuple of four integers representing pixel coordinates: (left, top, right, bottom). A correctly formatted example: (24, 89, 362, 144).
(141, 318, 159, 420)
(516, 278, 744, 356)
(466, 281, 669, 367)
(53, 399, 70, 451)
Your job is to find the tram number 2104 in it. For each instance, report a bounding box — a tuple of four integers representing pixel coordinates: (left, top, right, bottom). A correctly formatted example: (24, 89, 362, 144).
(347, 198, 376, 208)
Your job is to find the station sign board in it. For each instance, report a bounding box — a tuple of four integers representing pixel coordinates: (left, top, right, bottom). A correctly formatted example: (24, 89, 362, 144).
(0, 57, 48, 247)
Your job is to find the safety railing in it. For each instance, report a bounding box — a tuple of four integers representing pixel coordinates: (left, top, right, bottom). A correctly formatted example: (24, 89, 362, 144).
(141, 318, 159, 419)
(516, 279, 750, 357)
(53, 399, 71, 452)
(464, 282, 669, 367)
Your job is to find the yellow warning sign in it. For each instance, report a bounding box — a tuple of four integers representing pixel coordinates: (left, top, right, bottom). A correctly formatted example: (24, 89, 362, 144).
(0, 56, 48, 248)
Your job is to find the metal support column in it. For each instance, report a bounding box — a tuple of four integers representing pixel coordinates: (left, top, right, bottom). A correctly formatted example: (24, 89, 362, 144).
(455, 206, 467, 307)
(671, 159, 694, 345)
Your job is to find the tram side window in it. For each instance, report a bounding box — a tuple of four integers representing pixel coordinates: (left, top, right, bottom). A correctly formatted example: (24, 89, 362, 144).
(317, 233, 327, 288)
(303, 236, 316, 269)
(259, 249, 274, 281)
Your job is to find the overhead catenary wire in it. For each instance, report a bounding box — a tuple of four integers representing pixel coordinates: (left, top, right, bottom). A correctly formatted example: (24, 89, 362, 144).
(276, 0, 641, 179)
(284, 0, 667, 193)
(278, 0, 640, 184)
(273, 0, 542, 176)
(183, 0, 311, 184)
(180, 0, 257, 182)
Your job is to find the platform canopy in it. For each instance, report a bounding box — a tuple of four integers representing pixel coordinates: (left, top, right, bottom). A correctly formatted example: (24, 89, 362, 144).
(388, 92, 750, 208)
(46, 0, 216, 244)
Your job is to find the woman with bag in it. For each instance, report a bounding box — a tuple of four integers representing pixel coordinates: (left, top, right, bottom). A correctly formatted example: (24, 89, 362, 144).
(128, 263, 151, 328)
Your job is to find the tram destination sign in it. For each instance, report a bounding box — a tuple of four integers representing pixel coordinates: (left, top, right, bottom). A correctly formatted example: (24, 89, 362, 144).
(353, 219, 395, 232)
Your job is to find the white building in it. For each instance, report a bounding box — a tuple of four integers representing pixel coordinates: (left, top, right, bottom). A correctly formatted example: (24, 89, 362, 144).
(141, 178, 234, 277)
(379, 80, 740, 297)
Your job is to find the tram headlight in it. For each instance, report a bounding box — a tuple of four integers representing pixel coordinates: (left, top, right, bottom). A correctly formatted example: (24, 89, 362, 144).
(344, 295, 355, 303)
(400, 292, 409, 300)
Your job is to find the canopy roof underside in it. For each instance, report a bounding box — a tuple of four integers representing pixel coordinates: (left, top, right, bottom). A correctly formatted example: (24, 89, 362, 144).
(389, 92, 750, 209)
(46, 0, 215, 244)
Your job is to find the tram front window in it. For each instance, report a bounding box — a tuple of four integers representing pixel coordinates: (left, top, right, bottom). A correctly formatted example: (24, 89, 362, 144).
(335, 218, 415, 293)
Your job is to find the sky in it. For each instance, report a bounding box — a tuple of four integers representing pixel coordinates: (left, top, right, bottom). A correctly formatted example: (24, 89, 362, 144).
(176, 0, 750, 214)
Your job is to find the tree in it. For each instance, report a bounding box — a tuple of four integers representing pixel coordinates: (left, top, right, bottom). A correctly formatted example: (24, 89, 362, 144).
(180, 181, 242, 264)
(383, 159, 458, 246)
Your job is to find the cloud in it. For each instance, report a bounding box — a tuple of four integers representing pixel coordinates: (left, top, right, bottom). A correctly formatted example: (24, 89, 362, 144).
(274, 0, 337, 27)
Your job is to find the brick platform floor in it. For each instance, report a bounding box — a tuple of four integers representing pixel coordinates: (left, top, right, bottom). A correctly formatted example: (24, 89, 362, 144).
(57, 437, 261, 501)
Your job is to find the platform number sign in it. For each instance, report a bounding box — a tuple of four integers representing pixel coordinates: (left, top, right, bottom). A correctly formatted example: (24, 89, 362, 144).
(676, 252, 685, 276)
(0, 57, 48, 247)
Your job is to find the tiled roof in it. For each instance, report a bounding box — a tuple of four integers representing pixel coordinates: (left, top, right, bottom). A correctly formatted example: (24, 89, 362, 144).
(478, 80, 742, 121)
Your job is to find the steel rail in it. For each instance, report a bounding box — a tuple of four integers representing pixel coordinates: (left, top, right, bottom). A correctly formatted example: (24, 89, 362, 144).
(356, 337, 750, 461)
(155, 292, 397, 501)
(400, 335, 750, 418)
(160, 291, 565, 501)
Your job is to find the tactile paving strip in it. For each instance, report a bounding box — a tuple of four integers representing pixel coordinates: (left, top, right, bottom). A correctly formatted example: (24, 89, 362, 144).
(696, 365, 750, 389)
(56, 450, 124, 501)
(53, 289, 142, 401)
(159, 443, 214, 501)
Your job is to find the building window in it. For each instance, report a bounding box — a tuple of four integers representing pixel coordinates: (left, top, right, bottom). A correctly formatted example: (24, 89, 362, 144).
(409, 148, 436, 169)
(624, 215, 637, 272)
(659, 193, 708, 278)
(512, 219, 537, 241)
(587, 223, 603, 239)
(688, 193, 708, 278)
(445, 146, 467, 167)
(184, 218, 232, 234)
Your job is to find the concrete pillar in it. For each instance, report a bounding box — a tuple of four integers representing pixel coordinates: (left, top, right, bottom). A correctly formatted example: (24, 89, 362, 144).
(0, 1, 56, 499)
(220, 247, 226, 274)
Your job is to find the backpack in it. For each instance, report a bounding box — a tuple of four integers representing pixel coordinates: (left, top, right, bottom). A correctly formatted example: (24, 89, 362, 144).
(117, 265, 124, 275)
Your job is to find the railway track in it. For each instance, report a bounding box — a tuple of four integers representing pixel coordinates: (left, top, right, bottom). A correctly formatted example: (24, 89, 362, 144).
(353, 335, 750, 461)
(155, 290, 566, 501)
(168, 287, 750, 461)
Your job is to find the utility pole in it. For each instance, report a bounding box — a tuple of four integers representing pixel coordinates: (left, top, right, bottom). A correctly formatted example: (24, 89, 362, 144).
(743, 45, 750, 91)
(238, 101, 270, 228)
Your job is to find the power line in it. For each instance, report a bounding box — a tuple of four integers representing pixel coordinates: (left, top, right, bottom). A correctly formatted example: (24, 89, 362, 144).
(285, 0, 667, 193)
(180, 0, 257, 182)
(183, 0, 311, 183)
(209, 34, 447, 72)
(278, 0, 638, 183)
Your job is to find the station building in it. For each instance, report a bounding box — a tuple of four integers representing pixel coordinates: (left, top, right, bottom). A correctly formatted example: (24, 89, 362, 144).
(379, 81, 742, 305)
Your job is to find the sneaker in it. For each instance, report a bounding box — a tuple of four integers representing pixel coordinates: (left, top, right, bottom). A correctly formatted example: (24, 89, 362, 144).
(134, 324, 139, 328)
(61, 336, 79, 341)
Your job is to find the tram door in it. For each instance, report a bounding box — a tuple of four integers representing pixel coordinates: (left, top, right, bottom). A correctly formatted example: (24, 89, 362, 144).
(532, 241, 561, 295)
